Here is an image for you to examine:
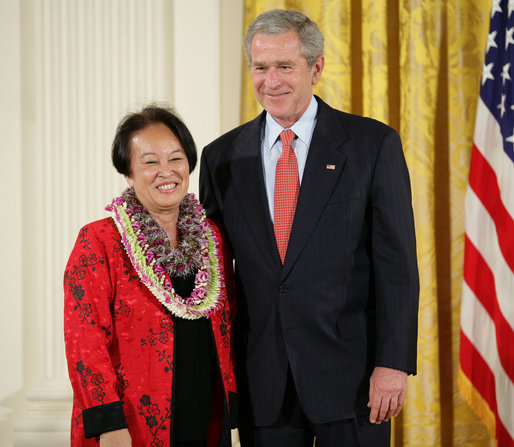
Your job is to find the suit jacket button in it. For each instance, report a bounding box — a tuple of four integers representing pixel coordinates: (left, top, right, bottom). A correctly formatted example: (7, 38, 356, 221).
(279, 284, 289, 293)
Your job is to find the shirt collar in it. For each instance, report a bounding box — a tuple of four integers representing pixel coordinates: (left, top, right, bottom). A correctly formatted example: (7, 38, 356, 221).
(264, 96, 318, 150)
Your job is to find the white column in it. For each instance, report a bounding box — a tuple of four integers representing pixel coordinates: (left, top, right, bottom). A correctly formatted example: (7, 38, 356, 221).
(0, 0, 24, 443)
(172, 0, 221, 193)
(13, 1, 173, 445)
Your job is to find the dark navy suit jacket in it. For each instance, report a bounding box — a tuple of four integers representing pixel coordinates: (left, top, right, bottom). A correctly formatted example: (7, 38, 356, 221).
(200, 96, 419, 426)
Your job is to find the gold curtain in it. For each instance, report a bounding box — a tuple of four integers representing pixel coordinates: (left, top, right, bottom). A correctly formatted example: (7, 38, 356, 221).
(241, 1, 494, 446)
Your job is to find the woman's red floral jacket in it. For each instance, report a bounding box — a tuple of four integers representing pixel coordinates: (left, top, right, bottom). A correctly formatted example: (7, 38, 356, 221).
(64, 217, 237, 446)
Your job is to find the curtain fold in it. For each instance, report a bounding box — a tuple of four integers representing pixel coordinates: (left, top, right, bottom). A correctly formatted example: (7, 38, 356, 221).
(241, 1, 494, 445)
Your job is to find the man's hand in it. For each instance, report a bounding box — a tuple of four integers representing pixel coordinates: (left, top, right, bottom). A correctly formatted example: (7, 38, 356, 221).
(367, 366, 407, 424)
(99, 428, 132, 447)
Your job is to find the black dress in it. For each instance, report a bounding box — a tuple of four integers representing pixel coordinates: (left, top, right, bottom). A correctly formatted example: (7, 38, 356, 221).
(171, 273, 218, 447)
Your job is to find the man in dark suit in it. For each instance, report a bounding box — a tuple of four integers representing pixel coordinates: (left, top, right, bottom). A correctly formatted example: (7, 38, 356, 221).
(200, 9, 419, 447)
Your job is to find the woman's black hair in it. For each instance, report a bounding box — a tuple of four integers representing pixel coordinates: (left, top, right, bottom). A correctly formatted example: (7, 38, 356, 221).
(112, 104, 197, 175)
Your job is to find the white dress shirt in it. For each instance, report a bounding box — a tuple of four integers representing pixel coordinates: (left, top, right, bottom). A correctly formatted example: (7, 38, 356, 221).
(261, 96, 318, 221)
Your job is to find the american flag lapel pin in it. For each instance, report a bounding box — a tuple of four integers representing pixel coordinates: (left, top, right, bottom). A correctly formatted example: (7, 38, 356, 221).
(326, 164, 336, 170)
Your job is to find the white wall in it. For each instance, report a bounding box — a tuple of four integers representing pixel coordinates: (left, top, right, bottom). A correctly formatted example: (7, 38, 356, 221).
(0, 0, 243, 445)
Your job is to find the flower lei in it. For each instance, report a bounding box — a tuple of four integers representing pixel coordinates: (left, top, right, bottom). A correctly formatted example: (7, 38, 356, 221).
(106, 187, 223, 320)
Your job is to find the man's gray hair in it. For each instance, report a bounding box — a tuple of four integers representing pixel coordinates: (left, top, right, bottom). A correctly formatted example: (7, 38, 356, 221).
(243, 9, 324, 67)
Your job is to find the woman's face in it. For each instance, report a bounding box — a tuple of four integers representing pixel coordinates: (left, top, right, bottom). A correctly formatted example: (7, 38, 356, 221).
(126, 123, 189, 216)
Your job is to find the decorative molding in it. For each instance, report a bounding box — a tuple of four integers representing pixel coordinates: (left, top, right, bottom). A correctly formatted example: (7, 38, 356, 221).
(13, 380, 72, 446)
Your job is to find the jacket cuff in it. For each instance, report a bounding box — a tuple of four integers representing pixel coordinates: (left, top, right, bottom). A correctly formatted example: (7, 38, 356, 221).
(82, 401, 128, 439)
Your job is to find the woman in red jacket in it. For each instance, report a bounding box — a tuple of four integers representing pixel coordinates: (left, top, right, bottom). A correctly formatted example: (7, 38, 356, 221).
(64, 105, 237, 447)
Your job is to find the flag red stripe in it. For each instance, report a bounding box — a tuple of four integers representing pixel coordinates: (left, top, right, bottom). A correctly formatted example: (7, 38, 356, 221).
(460, 332, 514, 447)
(498, 419, 514, 447)
(468, 144, 514, 272)
(460, 330, 498, 416)
(464, 235, 514, 382)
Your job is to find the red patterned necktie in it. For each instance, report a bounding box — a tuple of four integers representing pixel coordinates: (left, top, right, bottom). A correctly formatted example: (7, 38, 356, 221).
(274, 129, 299, 264)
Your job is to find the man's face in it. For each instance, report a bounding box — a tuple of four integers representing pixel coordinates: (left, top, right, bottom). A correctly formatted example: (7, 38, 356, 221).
(249, 30, 324, 128)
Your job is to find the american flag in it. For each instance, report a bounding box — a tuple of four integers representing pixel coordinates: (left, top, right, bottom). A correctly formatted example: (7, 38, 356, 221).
(459, 1, 514, 445)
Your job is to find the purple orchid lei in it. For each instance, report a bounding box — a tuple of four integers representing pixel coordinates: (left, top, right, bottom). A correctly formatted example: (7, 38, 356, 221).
(106, 187, 223, 319)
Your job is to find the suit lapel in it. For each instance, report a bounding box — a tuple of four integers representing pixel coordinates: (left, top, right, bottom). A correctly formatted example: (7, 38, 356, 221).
(282, 99, 349, 278)
(230, 114, 278, 265)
